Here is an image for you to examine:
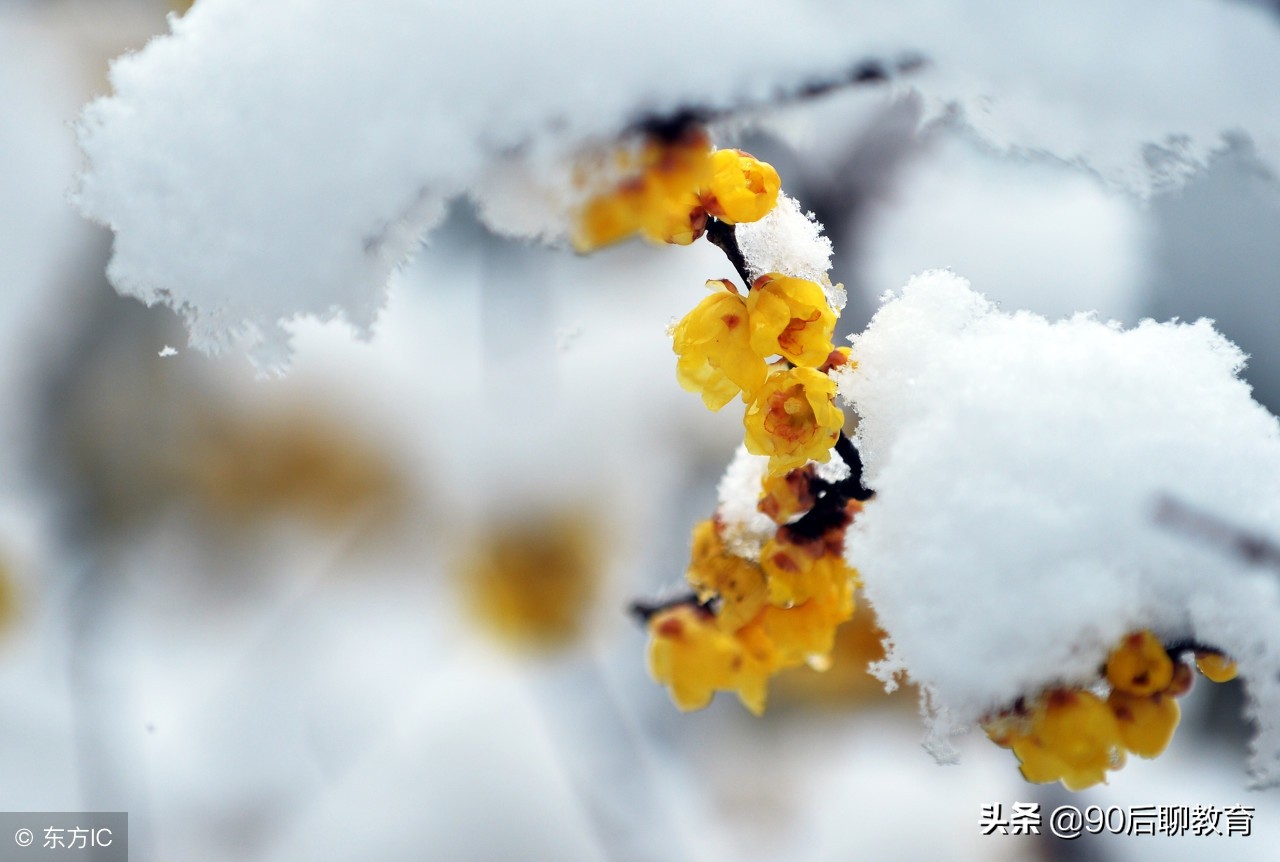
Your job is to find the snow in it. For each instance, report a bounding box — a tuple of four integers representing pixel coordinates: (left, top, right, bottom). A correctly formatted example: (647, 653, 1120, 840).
(715, 446, 777, 562)
(75, 0, 1280, 365)
(838, 270, 1280, 785)
(737, 193, 834, 288)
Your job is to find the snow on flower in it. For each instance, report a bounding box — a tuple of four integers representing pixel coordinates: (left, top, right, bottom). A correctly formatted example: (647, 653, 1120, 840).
(837, 270, 1280, 785)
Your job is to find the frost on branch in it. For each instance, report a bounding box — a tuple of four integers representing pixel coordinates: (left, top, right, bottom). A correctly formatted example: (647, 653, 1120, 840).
(74, 0, 1280, 365)
(837, 271, 1280, 786)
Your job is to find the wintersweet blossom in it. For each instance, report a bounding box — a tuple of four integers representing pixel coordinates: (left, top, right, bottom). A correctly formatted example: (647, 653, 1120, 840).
(647, 604, 747, 711)
(1194, 651, 1239, 683)
(1010, 690, 1125, 791)
(745, 273, 837, 367)
(672, 279, 768, 410)
(756, 467, 816, 525)
(743, 366, 843, 475)
(685, 518, 768, 631)
(572, 131, 713, 251)
(760, 535, 853, 608)
(461, 513, 599, 650)
(700, 148, 781, 225)
(1106, 630, 1175, 696)
(1108, 690, 1180, 758)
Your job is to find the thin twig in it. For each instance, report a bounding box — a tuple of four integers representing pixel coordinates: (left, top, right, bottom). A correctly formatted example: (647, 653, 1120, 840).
(703, 218, 752, 288)
(1154, 495, 1280, 571)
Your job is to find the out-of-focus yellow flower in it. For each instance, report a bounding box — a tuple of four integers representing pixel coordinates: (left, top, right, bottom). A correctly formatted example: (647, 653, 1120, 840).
(757, 467, 815, 525)
(746, 274, 837, 367)
(0, 560, 17, 634)
(1195, 650, 1239, 683)
(684, 519, 767, 632)
(572, 130, 713, 251)
(639, 190, 707, 246)
(461, 513, 600, 651)
(771, 591, 906, 707)
(641, 130, 713, 201)
(744, 367, 843, 475)
(1108, 691, 1180, 758)
(573, 182, 647, 252)
(759, 536, 854, 608)
(1013, 690, 1124, 791)
(700, 149, 780, 224)
(650, 599, 768, 712)
(755, 576, 854, 669)
(673, 280, 769, 410)
(1106, 630, 1174, 696)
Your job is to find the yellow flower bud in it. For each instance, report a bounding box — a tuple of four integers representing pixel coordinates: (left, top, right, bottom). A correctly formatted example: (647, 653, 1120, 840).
(701, 149, 781, 224)
(1194, 650, 1239, 683)
(757, 467, 815, 525)
(1106, 630, 1175, 696)
(684, 519, 767, 632)
(1109, 691, 1180, 758)
(1015, 689, 1124, 791)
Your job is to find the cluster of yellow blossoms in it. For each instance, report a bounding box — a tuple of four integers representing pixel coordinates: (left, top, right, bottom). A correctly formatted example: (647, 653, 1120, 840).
(575, 129, 845, 475)
(573, 127, 861, 713)
(576, 123, 1249, 795)
(646, 468, 862, 714)
(573, 129, 781, 252)
(675, 275, 846, 475)
(984, 631, 1239, 790)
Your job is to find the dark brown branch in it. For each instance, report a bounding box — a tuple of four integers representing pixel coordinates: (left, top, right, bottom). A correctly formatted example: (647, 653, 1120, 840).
(704, 218, 752, 288)
(634, 54, 929, 141)
(1154, 495, 1280, 571)
(785, 434, 873, 541)
(628, 592, 708, 624)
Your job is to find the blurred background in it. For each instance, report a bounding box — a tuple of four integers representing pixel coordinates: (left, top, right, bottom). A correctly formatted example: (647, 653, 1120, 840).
(1, 0, 1279, 859)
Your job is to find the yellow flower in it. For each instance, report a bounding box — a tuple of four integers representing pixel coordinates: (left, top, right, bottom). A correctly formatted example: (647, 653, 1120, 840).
(640, 130, 713, 201)
(756, 466, 815, 525)
(701, 149, 780, 224)
(755, 577, 854, 669)
(573, 130, 712, 251)
(648, 605, 743, 712)
(732, 618, 781, 714)
(572, 181, 647, 252)
(1013, 690, 1124, 791)
(744, 367, 843, 475)
(684, 519, 767, 632)
(460, 512, 600, 651)
(639, 189, 707, 246)
(759, 535, 854, 608)
(1105, 630, 1174, 696)
(673, 280, 769, 410)
(746, 273, 837, 367)
(1194, 650, 1239, 683)
(1108, 691, 1180, 758)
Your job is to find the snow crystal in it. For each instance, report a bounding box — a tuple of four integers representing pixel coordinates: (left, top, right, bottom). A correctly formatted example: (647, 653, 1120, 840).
(814, 455, 851, 485)
(736, 193, 833, 285)
(75, 0, 1280, 364)
(840, 270, 1280, 785)
(715, 446, 776, 561)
